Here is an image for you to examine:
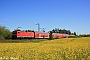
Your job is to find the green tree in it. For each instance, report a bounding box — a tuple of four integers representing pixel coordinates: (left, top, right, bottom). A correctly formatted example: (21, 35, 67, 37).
(52, 29, 55, 33)
(0, 26, 12, 39)
(74, 32, 76, 35)
(59, 29, 62, 33)
(49, 31, 53, 40)
(68, 30, 71, 35)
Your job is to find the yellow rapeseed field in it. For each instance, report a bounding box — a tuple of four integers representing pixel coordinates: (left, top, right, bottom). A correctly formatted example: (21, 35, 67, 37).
(0, 37, 90, 60)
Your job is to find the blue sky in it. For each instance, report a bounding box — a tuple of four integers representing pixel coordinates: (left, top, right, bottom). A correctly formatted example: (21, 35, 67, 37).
(0, 0, 90, 34)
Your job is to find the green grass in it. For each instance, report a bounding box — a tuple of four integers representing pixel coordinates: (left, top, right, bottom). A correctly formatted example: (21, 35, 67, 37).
(0, 39, 48, 43)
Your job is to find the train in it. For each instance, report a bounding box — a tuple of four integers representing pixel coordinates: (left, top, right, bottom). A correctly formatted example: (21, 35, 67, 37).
(12, 29, 70, 39)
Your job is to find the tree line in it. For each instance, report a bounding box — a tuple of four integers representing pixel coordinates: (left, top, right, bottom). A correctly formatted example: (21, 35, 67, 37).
(79, 34, 90, 37)
(51, 28, 76, 35)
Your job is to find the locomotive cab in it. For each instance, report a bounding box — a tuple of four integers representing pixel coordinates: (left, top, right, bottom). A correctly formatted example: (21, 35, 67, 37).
(12, 30, 20, 39)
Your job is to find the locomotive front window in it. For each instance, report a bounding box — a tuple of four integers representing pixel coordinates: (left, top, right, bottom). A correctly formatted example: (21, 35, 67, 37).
(18, 32, 20, 33)
(12, 31, 16, 34)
